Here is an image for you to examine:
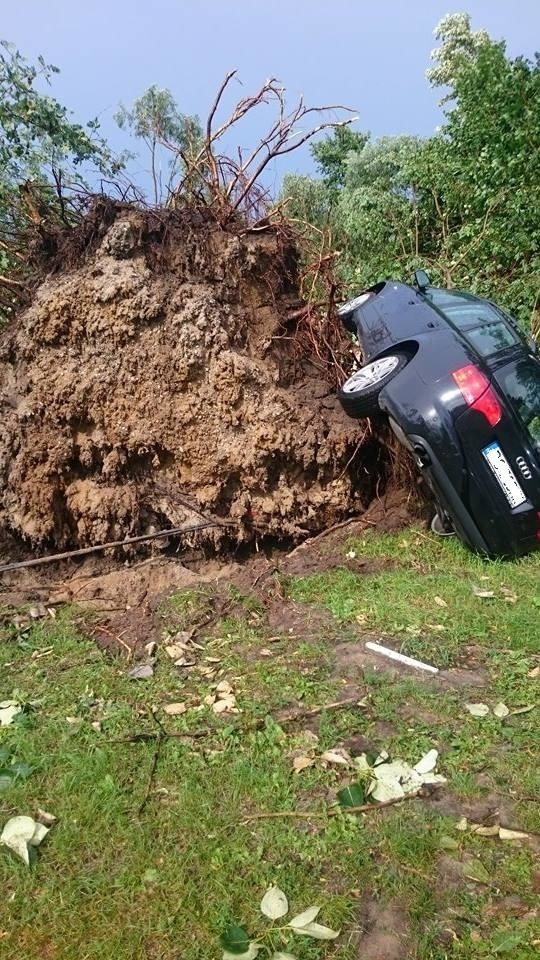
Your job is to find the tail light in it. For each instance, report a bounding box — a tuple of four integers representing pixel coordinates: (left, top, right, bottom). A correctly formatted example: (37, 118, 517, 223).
(452, 364, 502, 427)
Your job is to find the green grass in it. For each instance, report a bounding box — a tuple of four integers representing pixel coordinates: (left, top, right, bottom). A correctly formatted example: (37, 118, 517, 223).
(288, 527, 540, 662)
(1, 528, 539, 959)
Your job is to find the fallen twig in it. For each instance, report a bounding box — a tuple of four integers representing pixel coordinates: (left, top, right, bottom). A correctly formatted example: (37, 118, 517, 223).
(138, 733, 164, 815)
(241, 791, 422, 823)
(277, 696, 364, 725)
(0, 519, 236, 575)
(286, 516, 376, 559)
(110, 696, 364, 747)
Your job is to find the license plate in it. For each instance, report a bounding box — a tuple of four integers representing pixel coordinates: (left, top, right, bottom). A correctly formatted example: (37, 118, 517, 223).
(482, 441, 527, 508)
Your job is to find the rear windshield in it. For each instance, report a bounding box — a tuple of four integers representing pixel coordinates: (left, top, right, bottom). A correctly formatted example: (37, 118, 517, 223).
(425, 290, 519, 356)
(498, 358, 540, 452)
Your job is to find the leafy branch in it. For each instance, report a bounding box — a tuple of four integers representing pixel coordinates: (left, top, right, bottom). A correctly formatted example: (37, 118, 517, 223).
(220, 888, 339, 959)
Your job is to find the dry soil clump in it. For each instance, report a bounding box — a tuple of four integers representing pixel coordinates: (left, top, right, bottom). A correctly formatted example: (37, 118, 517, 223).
(0, 203, 386, 552)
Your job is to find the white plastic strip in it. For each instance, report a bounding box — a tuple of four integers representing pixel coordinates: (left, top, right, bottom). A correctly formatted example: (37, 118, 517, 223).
(365, 641, 439, 674)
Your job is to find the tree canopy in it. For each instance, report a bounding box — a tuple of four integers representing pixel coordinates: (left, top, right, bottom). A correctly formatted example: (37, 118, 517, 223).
(283, 12, 540, 329)
(0, 40, 119, 310)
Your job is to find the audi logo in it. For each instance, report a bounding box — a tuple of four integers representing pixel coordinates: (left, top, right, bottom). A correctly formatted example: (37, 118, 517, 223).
(516, 456, 532, 480)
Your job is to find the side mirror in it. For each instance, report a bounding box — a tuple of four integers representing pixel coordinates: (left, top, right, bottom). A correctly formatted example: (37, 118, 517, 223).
(414, 269, 431, 290)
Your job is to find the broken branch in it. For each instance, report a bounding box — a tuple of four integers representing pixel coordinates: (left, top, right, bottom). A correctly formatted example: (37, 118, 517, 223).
(241, 791, 422, 823)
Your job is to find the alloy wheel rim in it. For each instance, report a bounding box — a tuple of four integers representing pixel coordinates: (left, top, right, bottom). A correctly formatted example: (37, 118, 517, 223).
(342, 355, 400, 393)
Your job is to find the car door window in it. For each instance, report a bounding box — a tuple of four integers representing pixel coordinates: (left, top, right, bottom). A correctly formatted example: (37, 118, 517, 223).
(498, 359, 540, 452)
(426, 291, 519, 355)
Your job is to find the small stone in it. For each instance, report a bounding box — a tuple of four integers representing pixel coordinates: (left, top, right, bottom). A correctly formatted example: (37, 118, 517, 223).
(127, 663, 154, 680)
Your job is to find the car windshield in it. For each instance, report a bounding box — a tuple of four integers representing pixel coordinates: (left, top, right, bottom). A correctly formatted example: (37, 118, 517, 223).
(498, 358, 540, 453)
(425, 289, 519, 356)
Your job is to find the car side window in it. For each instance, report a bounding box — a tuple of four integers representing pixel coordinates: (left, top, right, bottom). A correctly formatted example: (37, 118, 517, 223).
(426, 291, 519, 355)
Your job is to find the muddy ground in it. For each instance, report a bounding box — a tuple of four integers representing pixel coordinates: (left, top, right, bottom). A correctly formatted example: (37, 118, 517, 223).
(0, 487, 417, 653)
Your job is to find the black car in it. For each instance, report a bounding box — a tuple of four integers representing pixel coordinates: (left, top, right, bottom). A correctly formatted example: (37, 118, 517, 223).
(336, 271, 540, 557)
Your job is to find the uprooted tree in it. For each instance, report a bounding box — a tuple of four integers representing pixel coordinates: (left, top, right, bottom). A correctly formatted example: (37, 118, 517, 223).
(0, 66, 399, 553)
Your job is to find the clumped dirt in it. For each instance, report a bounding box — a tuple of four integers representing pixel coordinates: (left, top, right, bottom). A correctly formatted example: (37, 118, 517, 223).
(353, 896, 410, 960)
(0, 201, 389, 554)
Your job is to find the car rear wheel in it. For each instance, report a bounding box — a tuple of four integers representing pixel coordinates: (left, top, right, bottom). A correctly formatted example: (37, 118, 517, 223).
(431, 511, 455, 537)
(337, 353, 408, 418)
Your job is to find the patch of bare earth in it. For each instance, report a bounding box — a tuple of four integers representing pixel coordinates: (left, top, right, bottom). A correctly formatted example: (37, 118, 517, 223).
(333, 638, 488, 689)
(350, 896, 410, 960)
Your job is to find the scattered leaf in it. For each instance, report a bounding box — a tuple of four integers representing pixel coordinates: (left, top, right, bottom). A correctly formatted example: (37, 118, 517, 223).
(29, 604, 47, 619)
(472, 585, 495, 599)
(491, 930, 526, 954)
(292, 921, 339, 940)
(288, 906, 320, 929)
(433, 596, 448, 608)
(455, 816, 468, 832)
(493, 702, 510, 719)
(337, 782, 365, 808)
(465, 702, 490, 717)
(220, 926, 252, 955)
(439, 835, 459, 850)
(469, 824, 500, 837)
(260, 886, 288, 920)
(65, 716, 83, 733)
(213, 695, 238, 715)
(528, 666, 539, 678)
(498, 827, 529, 841)
(0, 815, 50, 866)
(413, 749, 438, 775)
(271, 953, 297, 960)
(463, 857, 491, 885)
(216, 680, 233, 695)
(0, 700, 21, 727)
(36, 809, 57, 828)
(320, 749, 351, 766)
(163, 702, 187, 716)
(165, 644, 188, 660)
(509, 704, 535, 716)
(353, 753, 372, 776)
(127, 663, 154, 680)
(292, 756, 314, 773)
(369, 777, 405, 802)
(345, 550, 357, 560)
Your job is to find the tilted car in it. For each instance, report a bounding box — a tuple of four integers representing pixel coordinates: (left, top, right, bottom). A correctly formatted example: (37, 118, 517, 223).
(337, 271, 540, 557)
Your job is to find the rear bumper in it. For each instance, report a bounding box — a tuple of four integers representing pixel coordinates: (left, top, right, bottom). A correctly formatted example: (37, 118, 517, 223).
(407, 434, 490, 554)
(454, 413, 540, 557)
(409, 433, 539, 557)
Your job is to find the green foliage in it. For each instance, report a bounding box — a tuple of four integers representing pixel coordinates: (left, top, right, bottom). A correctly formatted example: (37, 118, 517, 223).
(0, 41, 114, 180)
(0, 40, 119, 314)
(283, 14, 540, 328)
(311, 125, 368, 193)
(115, 85, 202, 204)
(426, 11, 490, 92)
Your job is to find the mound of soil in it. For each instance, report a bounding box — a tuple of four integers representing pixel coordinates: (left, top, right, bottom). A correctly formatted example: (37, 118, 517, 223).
(0, 202, 387, 551)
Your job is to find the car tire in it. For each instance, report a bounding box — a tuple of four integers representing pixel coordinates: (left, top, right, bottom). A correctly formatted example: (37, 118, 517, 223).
(337, 353, 408, 418)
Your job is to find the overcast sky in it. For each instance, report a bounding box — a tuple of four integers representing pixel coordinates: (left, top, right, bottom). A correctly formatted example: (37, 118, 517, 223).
(3, 1, 539, 192)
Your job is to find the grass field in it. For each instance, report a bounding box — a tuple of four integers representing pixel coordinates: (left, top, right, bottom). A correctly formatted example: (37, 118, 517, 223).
(1, 527, 538, 959)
